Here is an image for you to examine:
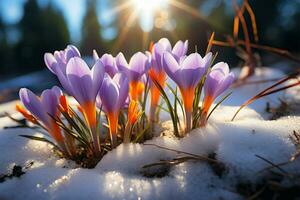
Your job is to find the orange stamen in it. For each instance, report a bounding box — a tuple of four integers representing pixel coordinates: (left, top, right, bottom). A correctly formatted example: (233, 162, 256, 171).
(16, 104, 37, 124)
(129, 81, 145, 101)
(128, 100, 140, 125)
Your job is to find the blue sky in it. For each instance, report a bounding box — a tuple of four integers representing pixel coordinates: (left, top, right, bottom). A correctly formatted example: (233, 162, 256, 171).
(0, 0, 115, 43)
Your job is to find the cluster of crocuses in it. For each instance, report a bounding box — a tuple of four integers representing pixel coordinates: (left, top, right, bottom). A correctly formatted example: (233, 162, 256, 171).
(16, 38, 234, 160)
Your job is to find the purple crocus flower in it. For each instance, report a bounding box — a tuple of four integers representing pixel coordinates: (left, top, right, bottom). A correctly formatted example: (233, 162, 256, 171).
(152, 38, 188, 68)
(19, 86, 64, 144)
(64, 57, 105, 153)
(202, 62, 235, 118)
(44, 45, 80, 95)
(162, 51, 212, 133)
(115, 52, 151, 101)
(93, 50, 118, 77)
(149, 38, 189, 122)
(98, 73, 129, 146)
(65, 57, 104, 126)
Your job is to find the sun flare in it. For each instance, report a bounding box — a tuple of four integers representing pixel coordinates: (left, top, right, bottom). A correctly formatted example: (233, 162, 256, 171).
(130, 0, 169, 13)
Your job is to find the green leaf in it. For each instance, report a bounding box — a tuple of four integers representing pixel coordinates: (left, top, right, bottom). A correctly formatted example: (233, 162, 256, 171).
(19, 134, 60, 150)
(166, 84, 184, 117)
(152, 79, 180, 137)
(133, 124, 150, 143)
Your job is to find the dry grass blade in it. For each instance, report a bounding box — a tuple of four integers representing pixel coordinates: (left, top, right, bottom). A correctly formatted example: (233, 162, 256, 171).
(233, 16, 239, 39)
(255, 154, 289, 176)
(142, 156, 201, 169)
(231, 71, 300, 121)
(206, 32, 215, 54)
(246, 186, 267, 200)
(245, 0, 259, 42)
(212, 39, 300, 63)
(237, 40, 300, 63)
(233, 0, 252, 56)
(232, 78, 281, 88)
(144, 143, 219, 164)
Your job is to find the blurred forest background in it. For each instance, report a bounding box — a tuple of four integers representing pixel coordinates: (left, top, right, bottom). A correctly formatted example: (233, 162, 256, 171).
(0, 0, 299, 101)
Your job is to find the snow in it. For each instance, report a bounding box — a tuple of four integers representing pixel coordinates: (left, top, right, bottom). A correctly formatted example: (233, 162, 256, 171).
(0, 68, 299, 200)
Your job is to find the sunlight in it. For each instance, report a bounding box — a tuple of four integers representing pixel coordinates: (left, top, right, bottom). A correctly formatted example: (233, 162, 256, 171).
(130, 0, 169, 32)
(131, 0, 169, 13)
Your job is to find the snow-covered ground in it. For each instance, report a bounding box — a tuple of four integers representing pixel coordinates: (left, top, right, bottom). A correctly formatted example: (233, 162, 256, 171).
(0, 68, 299, 200)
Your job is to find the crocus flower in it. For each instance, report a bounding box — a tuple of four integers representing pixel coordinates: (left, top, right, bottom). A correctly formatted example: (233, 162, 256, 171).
(163, 52, 212, 133)
(93, 50, 118, 77)
(201, 62, 235, 125)
(149, 38, 189, 122)
(44, 45, 80, 95)
(16, 103, 37, 124)
(19, 86, 67, 151)
(115, 52, 151, 101)
(66, 57, 105, 153)
(98, 73, 129, 146)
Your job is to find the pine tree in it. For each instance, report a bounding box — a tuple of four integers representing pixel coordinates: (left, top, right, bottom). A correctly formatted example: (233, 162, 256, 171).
(81, 0, 106, 56)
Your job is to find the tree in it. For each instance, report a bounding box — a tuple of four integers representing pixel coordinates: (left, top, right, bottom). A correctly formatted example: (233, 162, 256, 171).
(81, 0, 106, 56)
(15, 0, 70, 73)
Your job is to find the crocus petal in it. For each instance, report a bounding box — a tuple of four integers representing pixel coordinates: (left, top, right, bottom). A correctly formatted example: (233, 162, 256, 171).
(113, 73, 129, 110)
(55, 67, 74, 95)
(204, 70, 224, 98)
(215, 72, 235, 97)
(176, 68, 203, 89)
(211, 62, 229, 74)
(99, 75, 119, 112)
(115, 52, 128, 71)
(181, 53, 203, 70)
(204, 62, 235, 98)
(152, 43, 165, 72)
(44, 53, 58, 74)
(54, 51, 66, 65)
(66, 45, 80, 61)
(101, 54, 118, 77)
(157, 38, 172, 52)
(19, 88, 48, 125)
(162, 52, 180, 83)
(172, 40, 188, 60)
(202, 52, 213, 70)
(51, 86, 62, 99)
(91, 59, 105, 98)
(40, 89, 59, 119)
(66, 57, 94, 105)
(116, 52, 150, 82)
(128, 52, 151, 76)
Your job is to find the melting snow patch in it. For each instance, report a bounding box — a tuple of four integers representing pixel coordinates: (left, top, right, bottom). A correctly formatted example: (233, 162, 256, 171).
(0, 105, 299, 200)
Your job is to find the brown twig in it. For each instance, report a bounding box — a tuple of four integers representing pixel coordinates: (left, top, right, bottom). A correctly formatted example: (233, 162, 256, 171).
(244, 0, 259, 43)
(232, 78, 281, 88)
(255, 155, 289, 176)
(231, 71, 300, 121)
